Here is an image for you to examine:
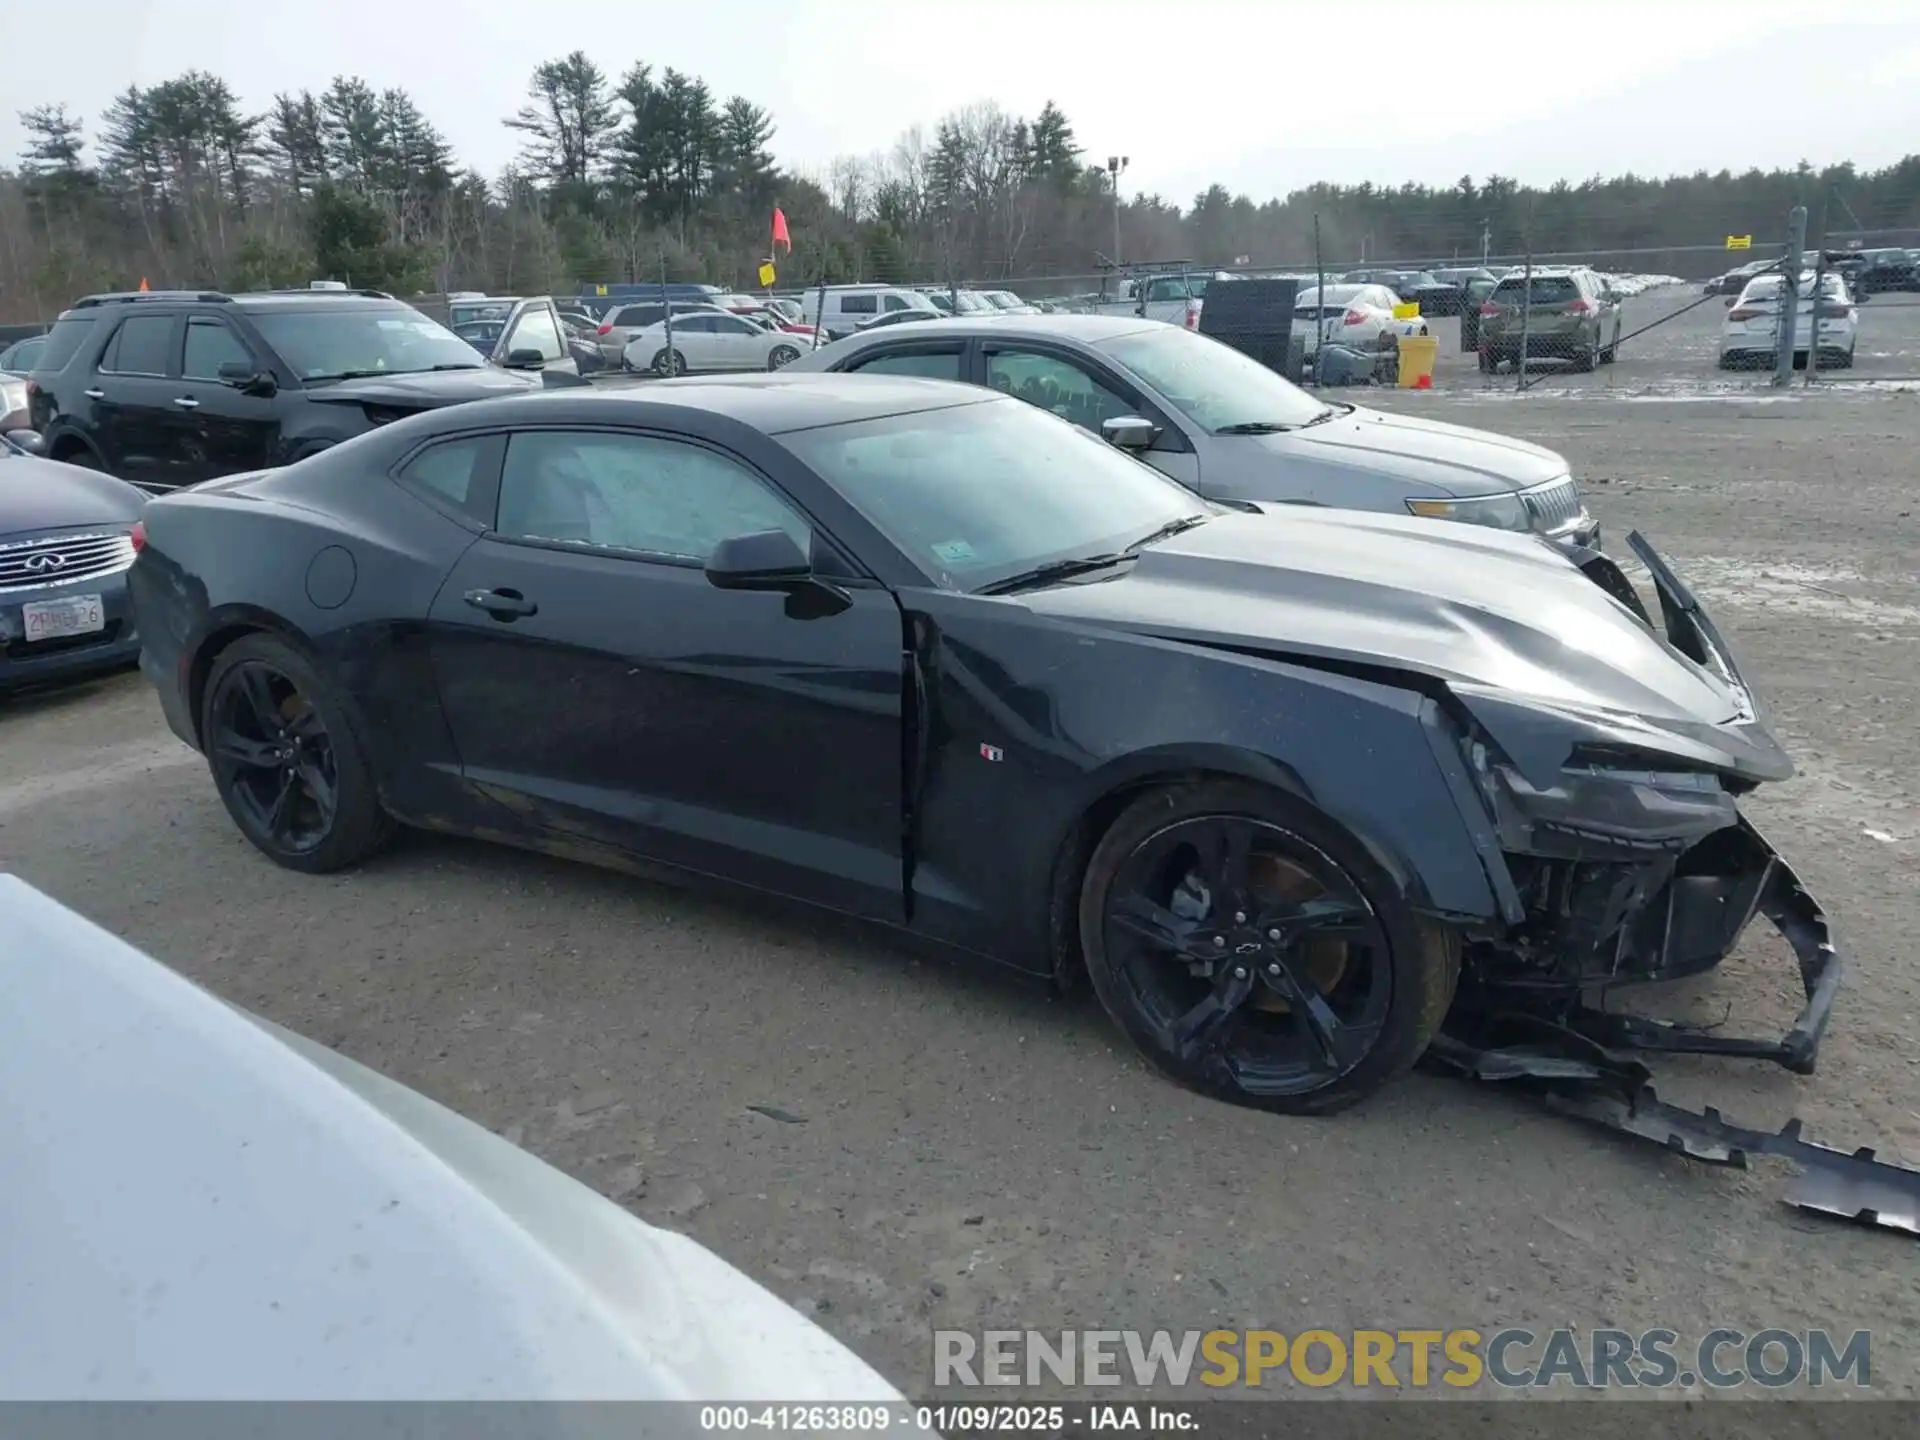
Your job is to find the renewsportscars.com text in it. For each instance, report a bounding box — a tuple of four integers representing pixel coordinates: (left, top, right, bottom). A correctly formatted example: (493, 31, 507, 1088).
(933, 1327, 1872, 1390)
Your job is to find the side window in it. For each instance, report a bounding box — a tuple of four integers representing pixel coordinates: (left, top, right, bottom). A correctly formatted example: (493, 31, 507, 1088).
(181, 318, 255, 380)
(496, 431, 812, 564)
(985, 350, 1134, 434)
(849, 348, 965, 380)
(717, 314, 758, 334)
(883, 294, 910, 312)
(101, 314, 175, 376)
(396, 435, 501, 526)
(676, 315, 719, 333)
(505, 307, 566, 361)
(840, 294, 876, 315)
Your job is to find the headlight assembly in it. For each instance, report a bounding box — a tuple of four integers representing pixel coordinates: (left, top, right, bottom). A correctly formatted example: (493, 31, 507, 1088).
(1459, 724, 1737, 858)
(1405, 492, 1531, 531)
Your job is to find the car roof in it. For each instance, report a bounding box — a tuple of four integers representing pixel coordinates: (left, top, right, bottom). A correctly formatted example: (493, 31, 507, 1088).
(445, 372, 1000, 434)
(824, 313, 1163, 346)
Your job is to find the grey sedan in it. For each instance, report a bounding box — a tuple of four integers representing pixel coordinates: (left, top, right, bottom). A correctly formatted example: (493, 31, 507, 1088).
(786, 315, 1597, 549)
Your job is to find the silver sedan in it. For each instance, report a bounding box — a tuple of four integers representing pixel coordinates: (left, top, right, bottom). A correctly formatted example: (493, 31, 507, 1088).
(786, 314, 1597, 550)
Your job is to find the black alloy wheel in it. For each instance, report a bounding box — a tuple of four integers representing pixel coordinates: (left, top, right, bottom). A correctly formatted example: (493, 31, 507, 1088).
(1079, 782, 1458, 1114)
(202, 634, 389, 872)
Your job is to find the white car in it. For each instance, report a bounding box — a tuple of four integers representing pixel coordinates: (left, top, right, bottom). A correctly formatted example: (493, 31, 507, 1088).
(1718, 270, 1857, 370)
(622, 310, 810, 376)
(1293, 283, 1430, 355)
(0, 874, 909, 1403)
(980, 289, 1040, 315)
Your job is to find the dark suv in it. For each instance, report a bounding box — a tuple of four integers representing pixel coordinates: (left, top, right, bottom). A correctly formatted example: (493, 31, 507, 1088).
(26, 289, 553, 493)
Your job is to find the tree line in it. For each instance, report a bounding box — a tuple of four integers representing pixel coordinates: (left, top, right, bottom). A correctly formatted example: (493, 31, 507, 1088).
(5, 52, 1919, 321)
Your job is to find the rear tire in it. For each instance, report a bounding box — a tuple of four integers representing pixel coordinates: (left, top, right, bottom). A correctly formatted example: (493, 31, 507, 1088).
(55, 448, 100, 471)
(1569, 334, 1598, 373)
(201, 633, 391, 874)
(652, 348, 687, 377)
(1477, 347, 1497, 374)
(1077, 780, 1460, 1116)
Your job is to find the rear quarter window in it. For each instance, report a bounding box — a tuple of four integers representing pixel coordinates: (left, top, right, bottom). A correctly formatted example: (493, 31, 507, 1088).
(34, 316, 99, 372)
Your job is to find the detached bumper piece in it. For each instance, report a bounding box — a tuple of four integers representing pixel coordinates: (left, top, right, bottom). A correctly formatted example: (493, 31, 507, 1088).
(1433, 830, 1919, 1236)
(1427, 1027, 1920, 1237)
(1548, 1087, 1920, 1236)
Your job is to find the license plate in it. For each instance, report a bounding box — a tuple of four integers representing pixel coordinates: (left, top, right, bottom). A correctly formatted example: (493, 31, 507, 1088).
(21, 594, 105, 642)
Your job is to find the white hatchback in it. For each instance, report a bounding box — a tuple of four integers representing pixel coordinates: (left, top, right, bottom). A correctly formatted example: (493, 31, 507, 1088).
(1719, 270, 1857, 370)
(622, 310, 810, 375)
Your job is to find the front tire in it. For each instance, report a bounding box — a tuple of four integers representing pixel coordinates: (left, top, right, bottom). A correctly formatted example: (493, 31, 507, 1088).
(201, 633, 390, 873)
(1077, 780, 1459, 1115)
(768, 344, 801, 370)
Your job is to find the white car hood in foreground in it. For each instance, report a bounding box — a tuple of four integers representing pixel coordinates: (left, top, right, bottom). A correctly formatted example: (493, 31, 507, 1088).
(0, 875, 903, 1402)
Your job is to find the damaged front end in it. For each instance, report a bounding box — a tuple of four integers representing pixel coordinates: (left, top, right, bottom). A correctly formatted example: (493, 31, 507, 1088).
(1429, 531, 1920, 1235)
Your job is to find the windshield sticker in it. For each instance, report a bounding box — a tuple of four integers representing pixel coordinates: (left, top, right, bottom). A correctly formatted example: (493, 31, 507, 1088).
(933, 539, 976, 564)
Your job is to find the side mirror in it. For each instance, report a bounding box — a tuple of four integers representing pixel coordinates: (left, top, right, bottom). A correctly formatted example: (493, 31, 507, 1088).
(218, 361, 276, 396)
(504, 347, 547, 370)
(1101, 415, 1158, 451)
(5, 428, 47, 456)
(705, 528, 813, 591)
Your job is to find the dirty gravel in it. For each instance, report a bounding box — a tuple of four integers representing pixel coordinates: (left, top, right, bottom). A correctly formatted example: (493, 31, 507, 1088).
(3, 378, 1919, 1401)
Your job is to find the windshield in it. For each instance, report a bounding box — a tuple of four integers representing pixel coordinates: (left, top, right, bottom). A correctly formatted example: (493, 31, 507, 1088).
(251, 308, 484, 380)
(1100, 325, 1329, 432)
(779, 397, 1207, 593)
(1294, 285, 1361, 308)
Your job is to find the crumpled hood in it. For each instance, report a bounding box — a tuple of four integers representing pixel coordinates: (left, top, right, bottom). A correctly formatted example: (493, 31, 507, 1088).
(1242, 404, 1571, 497)
(303, 367, 542, 408)
(1019, 508, 1744, 727)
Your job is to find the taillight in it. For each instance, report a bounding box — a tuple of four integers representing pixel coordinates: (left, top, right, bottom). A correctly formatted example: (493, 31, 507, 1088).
(1479, 301, 1499, 316)
(129, 520, 146, 554)
(597, 322, 613, 335)
(1826, 304, 1853, 320)
(1342, 309, 1365, 325)
(1565, 298, 1592, 313)
(1184, 300, 1201, 330)
(1727, 306, 1763, 321)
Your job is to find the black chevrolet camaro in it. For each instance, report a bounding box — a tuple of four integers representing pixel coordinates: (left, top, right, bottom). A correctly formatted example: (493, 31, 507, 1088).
(127, 374, 1842, 1116)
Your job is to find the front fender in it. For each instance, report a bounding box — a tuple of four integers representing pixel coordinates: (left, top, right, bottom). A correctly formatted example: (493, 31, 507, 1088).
(903, 599, 1503, 971)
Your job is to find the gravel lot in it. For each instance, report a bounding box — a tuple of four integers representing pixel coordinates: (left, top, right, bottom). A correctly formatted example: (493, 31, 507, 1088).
(6, 315, 1920, 1402)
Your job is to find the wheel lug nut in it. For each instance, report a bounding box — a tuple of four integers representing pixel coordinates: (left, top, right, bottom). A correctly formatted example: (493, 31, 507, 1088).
(1233, 966, 1248, 979)
(1267, 928, 1281, 941)
(1267, 962, 1281, 975)
(1233, 911, 1247, 924)
(1212, 935, 1226, 948)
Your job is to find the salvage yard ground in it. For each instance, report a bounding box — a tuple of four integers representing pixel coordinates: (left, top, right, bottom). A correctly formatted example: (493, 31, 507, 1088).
(5, 348, 1920, 1398)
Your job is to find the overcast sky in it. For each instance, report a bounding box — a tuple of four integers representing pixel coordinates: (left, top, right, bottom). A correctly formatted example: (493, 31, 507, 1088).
(8, 0, 1920, 207)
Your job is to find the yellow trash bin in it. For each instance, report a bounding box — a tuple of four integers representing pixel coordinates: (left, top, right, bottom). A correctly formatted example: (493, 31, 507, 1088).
(1397, 334, 1439, 389)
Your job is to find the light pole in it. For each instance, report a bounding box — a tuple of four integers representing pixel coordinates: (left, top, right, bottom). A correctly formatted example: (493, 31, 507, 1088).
(1106, 154, 1129, 267)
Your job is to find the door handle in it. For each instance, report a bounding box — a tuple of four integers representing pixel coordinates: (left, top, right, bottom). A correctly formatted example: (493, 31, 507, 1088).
(84, 388, 105, 400)
(462, 587, 538, 620)
(172, 396, 200, 409)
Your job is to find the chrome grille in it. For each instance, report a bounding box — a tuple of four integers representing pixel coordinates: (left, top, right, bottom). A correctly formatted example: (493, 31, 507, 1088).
(1522, 477, 1584, 531)
(0, 532, 136, 591)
